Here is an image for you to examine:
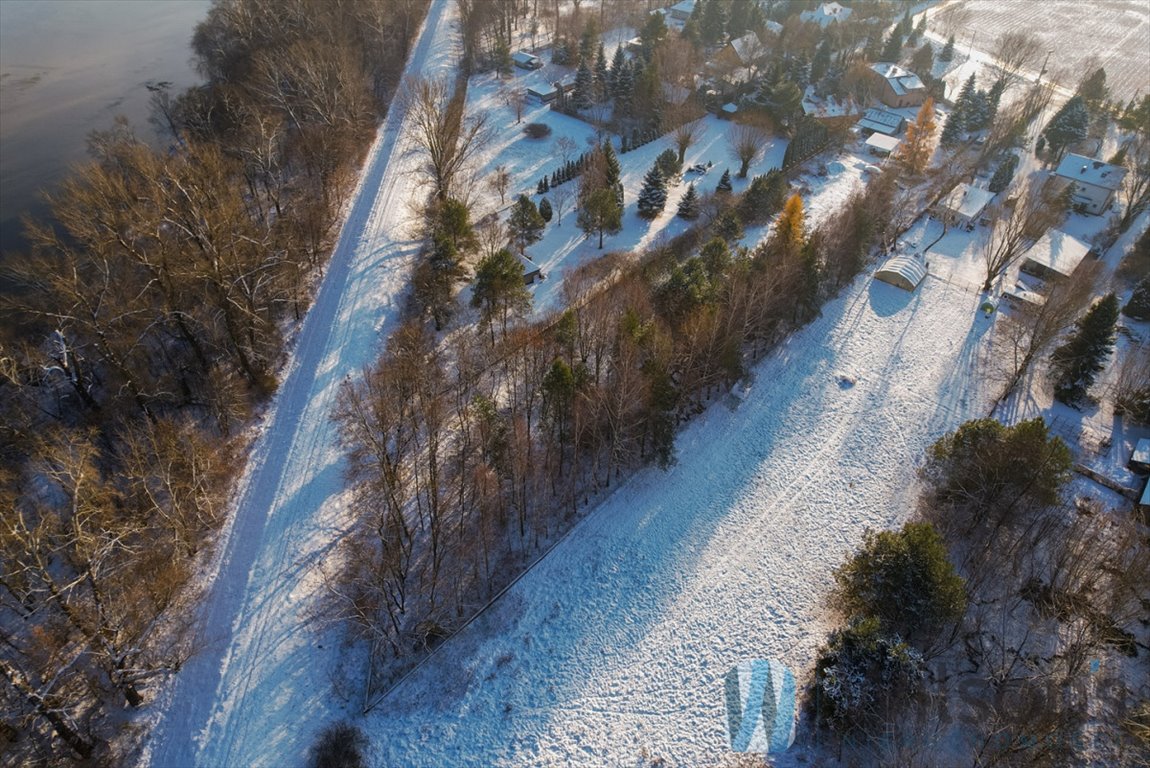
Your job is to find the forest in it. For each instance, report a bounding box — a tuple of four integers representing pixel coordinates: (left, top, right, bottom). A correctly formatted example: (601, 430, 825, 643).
(0, 0, 428, 762)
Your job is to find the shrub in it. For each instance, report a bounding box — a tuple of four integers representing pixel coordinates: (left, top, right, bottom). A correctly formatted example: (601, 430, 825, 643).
(307, 721, 368, 768)
(524, 122, 553, 138)
(655, 147, 682, 179)
(833, 522, 966, 646)
(812, 616, 926, 736)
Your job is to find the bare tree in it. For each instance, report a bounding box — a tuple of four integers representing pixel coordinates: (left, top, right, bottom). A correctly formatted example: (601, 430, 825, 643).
(991, 31, 1044, 91)
(992, 263, 1099, 411)
(673, 118, 702, 165)
(980, 180, 1066, 291)
(550, 184, 574, 227)
(1118, 134, 1150, 232)
(489, 164, 512, 207)
(554, 135, 578, 166)
(404, 76, 490, 201)
(502, 83, 527, 124)
(728, 124, 769, 179)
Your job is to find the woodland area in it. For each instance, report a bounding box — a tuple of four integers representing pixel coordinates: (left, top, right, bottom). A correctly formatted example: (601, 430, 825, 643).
(0, 0, 428, 763)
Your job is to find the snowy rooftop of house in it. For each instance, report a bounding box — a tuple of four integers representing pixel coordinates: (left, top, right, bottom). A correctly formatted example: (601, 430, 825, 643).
(857, 107, 904, 134)
(1053, 153, 1128, 191)
(938, 183, 995, 220)
(764, 20, 783, 35)
(1021, 229, 1092, 277)
(870, 62, 926, 96)
(669, 0, 695, 15)
(728, 32, 762, 64)
(519, 254, 542, 276)
(801, 1, 852, 27)
(866, 133, 901, 152)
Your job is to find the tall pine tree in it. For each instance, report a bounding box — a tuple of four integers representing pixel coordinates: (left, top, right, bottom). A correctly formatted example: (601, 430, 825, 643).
(573, 59, 595, 109)
(1050, 293, 1119, 405)
(1043, 96, 1089, 162)
(677, 182, 700, 219)
(637, 165, 668, 219)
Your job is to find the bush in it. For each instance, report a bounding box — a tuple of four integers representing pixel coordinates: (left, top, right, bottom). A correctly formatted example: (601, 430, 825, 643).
(655, 148, 681, 179)
(307, 721, 368, 768)
(524, 122, 553, 138)
(925, 418, 1071, 518)
(812, 616, 926, 736)
(833, 522, 966, 646)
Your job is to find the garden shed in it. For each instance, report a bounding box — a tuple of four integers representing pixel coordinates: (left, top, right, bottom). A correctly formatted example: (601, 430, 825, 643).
(1020, 229, 1092, 280)
(874, 254, 927, 291)
(1130, 438, 1150, 474)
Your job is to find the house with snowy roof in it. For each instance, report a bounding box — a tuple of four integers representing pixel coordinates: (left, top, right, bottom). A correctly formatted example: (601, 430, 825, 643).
(1020, 229, 1093, 280)
(869, 62, 927, 108)
(715, 32, 764, 70)
(932, 183, 995, 228)
(800, 2, 852, 27)
(1052, 153, 1128, 215)
(668, 0, 695, 21)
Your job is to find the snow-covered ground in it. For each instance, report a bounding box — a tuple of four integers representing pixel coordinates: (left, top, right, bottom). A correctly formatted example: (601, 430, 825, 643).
(462, 59, 787, 315)
(140, 1, 462, 765)
(368, 162, 1006, 766)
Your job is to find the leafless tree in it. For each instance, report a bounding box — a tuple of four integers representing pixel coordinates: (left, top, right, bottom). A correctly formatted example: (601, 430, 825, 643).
(550, 184, 574, 227)
(727, 124, 769, 179)
(1118, 134, 1150, 232)
(502, 83, 527, 124)
(554, 135, 578, 166)
(991, 31, 1044, 91)
(404, 75, 491, 201)
(980, 180, 1066, 291)
(673, 118, 702, 165)
(490, 164, 512, 207)
(992, 263, 1099, 411)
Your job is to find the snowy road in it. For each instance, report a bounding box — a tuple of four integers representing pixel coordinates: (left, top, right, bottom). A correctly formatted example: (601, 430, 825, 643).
(372, 252, 999, 763)
(142, 2, 460, 765)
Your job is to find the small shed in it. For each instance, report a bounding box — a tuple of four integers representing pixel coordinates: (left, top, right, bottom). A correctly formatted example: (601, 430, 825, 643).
(1020, 229, 1091, 280)
(865, 133, 900, 157)
(875, 254, 927, 291)
(527, 82, 559, 102)
(1001, 287, 1046, 309)
(512, 51, 543, 70)
(1130, 439, 1150, 474)
(520, 255, 543, 285)
(934, 183, 995, 229)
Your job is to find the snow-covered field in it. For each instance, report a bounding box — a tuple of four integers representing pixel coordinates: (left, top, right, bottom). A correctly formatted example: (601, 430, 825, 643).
(140, 2, 462, 766)
(372, 221, 999, 766)
(927, 0, 1150, 102)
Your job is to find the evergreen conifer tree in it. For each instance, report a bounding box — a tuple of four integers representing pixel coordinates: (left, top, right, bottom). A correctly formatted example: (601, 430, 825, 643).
(988, 155, 1018, 193)
(1050, 293, 1120, 405)
(1043, 96, 1090, 162)
(1123, 275, 1150, 320)
(508, 194, 546, 254)
(637, 165, 668, 219)
(594, 42, 609, 99)
(573, 59, 595, 109)
(881, 30, 903, 62)
(716, 168, 733, 192)
(677, 182, 700, 219)
(538, 196, 553, 222)
(603, 142, 624, 209)
(610, 45, 626, 97)
(939, 35, 955, 61)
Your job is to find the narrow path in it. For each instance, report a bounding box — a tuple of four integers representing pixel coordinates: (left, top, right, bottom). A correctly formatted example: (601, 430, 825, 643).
(143, 2, 460, 766)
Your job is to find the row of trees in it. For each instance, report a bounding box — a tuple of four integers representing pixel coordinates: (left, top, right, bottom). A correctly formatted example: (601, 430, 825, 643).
(333, 154, 903, 707)
(0, 0, 429, 762)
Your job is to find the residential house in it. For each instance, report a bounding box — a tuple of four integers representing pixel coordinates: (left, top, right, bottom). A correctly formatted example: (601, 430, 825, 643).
(1020, 229, 1092, 280)
(715, 32, 764, 70)
(520, 255, 543, 285)
(512, 51, 543, 70)
(933, 183, 995, 229)
(866, 133, 901, 157)
(1052, 153, 1128, 215)
(668, 0, 695, 21)
(800, 2, 852, 27)
(869, 63, 927, 108)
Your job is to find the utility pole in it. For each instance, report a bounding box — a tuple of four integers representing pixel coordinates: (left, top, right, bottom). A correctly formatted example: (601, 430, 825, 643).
(1037, 49, 1052, 85)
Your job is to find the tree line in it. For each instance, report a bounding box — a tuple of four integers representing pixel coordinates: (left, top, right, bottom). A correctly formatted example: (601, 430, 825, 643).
(333, 143, 904, 707)
(0, 0, 428, 763)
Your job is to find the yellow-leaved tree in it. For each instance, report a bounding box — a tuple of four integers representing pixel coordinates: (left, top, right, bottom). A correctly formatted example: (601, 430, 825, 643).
(898, 97, 937, 174)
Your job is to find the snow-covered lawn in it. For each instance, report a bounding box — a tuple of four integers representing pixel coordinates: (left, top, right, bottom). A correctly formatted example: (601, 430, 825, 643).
(140, 2, 463, 766)
(461, 64, 787, 314)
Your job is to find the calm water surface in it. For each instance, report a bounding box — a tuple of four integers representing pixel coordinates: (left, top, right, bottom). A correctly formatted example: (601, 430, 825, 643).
(0, 0, 210, 255)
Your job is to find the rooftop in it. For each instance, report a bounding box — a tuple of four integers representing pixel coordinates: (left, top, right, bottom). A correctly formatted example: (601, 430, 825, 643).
(1053, 153, 1128, 191)
(866, 133, 901, 152)
(1021, 229, 1091, 278)
(870, 62, 926, 96)
(937, 183, 995, 221)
